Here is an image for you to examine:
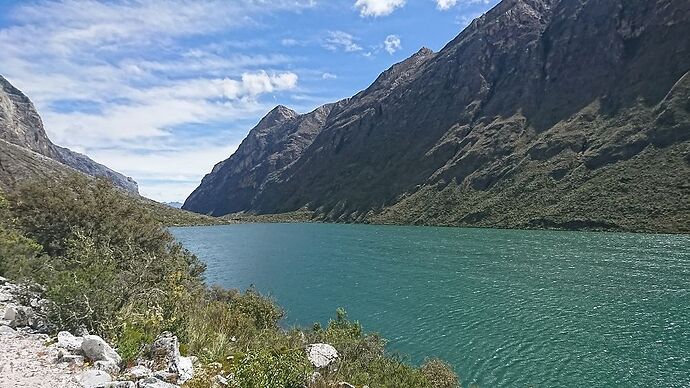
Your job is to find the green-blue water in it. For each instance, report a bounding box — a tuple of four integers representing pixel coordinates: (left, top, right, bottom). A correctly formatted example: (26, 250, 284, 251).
(170, 223, 690, 387)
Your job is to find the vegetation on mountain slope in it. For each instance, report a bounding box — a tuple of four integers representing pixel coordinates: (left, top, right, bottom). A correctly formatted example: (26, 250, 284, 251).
(0, 176, 460, 387)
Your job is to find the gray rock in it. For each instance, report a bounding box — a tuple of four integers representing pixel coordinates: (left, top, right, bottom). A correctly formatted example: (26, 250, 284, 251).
(136, 377, 179, 388)
(57, 350, 85, 366)
(103, 382, 136, 388)
(95, 360, 121, 375)
(58, 331, 84, 352)
(0, 325, 16, 334)
(79, 369, 112, 388)
(3, 305, 16, 326)
(146, 332, 193, 384)
(212, 374, 228, 386)
(338, 383, 356, 388)
(81, 335, 122, 365)
(153, 370, 177, 384)
(0, 76, 139, 194)
(306, 343, 339, 368)
(123, 365, 153, 380)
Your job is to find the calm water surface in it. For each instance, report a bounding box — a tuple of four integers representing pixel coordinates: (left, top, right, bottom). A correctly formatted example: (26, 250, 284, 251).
(170, 223, 690, 387)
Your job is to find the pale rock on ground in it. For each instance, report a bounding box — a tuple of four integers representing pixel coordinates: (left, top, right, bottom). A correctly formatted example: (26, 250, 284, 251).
(306, 343, 339, 368)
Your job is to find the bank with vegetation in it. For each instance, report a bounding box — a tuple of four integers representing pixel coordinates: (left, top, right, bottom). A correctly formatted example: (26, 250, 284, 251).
(0, 175, 461, 388)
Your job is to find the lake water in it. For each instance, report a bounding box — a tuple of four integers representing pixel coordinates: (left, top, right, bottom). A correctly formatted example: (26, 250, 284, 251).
(170, 223, 690, 387)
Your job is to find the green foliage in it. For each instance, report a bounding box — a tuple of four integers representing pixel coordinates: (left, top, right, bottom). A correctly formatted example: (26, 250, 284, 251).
(229, 348, 311, 388)
(4, 176, 204, 343)
(421, 359, 461, 388)
(306, 309, 442, 388)
(0, 191, 43, 277)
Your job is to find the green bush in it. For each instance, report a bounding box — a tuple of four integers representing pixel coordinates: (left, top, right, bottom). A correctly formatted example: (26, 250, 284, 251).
(421, 359, 461, 388)
(229, 348, 311, 388)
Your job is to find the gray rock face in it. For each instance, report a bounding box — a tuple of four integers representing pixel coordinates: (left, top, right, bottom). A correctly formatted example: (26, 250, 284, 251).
(183, 102, 346, 215)
(0, 75, 138, 194)
(139, 332, 193, 385)
(185, 0, 690, 233)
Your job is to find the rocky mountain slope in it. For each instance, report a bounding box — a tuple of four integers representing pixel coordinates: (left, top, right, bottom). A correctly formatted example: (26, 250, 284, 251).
(184, 0, 690, 233)
(0, 76, 138, 194)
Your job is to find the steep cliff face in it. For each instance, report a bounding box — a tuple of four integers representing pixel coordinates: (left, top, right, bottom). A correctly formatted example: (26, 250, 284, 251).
(0, 76, 139, 194)
(184, 102, 346, 215)
(186, 0, 690, 232)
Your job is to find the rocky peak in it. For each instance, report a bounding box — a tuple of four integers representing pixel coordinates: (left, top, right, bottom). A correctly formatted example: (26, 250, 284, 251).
(0, 75, 139, 194)
(255, 105, 298, 131)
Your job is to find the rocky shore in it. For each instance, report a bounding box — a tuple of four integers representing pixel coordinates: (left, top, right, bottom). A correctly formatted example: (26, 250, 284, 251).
(0, 276, 361, 388)
(0, 276, 194, 388)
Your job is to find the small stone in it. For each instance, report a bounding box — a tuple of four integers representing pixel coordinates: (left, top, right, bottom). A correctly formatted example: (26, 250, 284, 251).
(123, 365, 152, 380)
(57, 331, 84, 352)
(58, 353, 85, 366)
(103, 381, 136, 388)
(177, 356, 194, 384)
(95, 360, 121, 374)
(153, 370, 177, 383)
(338, 383, 356, 388)
(3, 305, 16, 324)
(0, 325, 16, 334)
(79, 369, 112, 388)
(137, 376, 180, 388)
(212, 374, 228, 386)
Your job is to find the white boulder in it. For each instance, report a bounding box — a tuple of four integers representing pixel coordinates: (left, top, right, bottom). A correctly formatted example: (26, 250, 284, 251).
(81, 335, 122, 365)
(57, 331, 84, 352)
(79, 369, 112, 388)
(306, 343, 339, 368)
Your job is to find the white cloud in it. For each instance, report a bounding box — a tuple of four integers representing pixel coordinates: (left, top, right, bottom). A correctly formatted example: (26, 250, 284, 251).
(321, 72, 338, 80)
(323, 31, 363, 52)
(435, 0, 458, 10)
(0, 0, 311, 201)
(354, 0, 405, 17)
(383, 35, 402, 54)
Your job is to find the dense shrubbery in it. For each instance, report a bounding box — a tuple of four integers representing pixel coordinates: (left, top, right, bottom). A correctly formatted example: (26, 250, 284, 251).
(0, 176, 461, 387)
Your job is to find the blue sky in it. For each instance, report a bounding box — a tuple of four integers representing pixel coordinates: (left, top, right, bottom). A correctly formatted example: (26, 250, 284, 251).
(0, 0, 498, 202)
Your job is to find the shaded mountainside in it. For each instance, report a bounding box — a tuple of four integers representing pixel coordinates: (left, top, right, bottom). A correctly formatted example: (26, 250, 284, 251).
(0, 75, 139, 194)
(184, 102, 347, 215)
(185, 0, 690, 233)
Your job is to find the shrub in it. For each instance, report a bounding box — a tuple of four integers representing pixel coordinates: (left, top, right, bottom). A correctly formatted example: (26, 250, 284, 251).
(229, 348, 311, 388)
(4, 177, 204, 343)
(421, 359, 461, 388)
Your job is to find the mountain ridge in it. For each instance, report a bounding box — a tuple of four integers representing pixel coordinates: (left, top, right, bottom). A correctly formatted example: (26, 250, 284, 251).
(185, 0, 690, 233)
(0, 75, 139, 194)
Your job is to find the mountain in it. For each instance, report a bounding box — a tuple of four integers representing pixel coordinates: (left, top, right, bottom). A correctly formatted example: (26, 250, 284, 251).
(184, 0, 690, 233)
(184, 102, 346, 215)
(0, 75, 138, 194)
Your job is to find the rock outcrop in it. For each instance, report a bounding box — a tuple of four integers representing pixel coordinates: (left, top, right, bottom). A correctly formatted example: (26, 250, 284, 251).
(306, 343, 339, 369)
(0, 75, 138, 194)
(185, 0, 690, 233)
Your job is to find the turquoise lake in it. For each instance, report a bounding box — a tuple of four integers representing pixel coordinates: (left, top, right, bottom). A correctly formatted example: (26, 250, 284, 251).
(170, 223, 690, 387)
